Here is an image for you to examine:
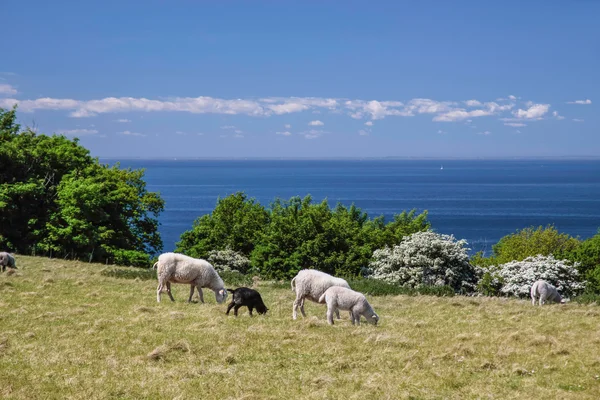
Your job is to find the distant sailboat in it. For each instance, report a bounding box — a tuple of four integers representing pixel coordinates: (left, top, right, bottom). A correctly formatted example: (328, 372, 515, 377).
(440, 165, 444, 170)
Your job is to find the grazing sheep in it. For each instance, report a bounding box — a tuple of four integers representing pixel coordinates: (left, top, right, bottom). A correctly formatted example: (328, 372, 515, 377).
(530, 280, 564, 306)
(319, 286, 379, 326)
(0, 252, 16, 272)
(291, 269, 351, 320)
(225, 287, 268, 317)
(154, 252, 228, 304)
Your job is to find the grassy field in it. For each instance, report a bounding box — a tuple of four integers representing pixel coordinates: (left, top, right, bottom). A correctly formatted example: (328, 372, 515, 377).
(1, 256, 599, 399)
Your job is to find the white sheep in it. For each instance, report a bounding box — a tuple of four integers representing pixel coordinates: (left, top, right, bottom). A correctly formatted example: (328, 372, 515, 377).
(154, 252, 228, 304)
(0, 252, 16, 272)
(290, 269, 351, 320)
(530, 280, 564, 306)
(319, 286, 379, 325)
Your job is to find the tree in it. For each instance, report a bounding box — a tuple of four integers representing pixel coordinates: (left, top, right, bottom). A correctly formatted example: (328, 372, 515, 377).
(368, 231, 477, 293)
(0, 107, 164, 265)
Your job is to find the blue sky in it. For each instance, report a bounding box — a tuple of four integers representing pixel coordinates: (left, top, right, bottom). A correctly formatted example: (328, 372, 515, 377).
(1, 1, 597, 158)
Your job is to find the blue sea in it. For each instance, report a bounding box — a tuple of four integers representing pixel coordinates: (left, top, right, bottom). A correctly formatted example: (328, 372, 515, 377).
(112, 159, 600, 255)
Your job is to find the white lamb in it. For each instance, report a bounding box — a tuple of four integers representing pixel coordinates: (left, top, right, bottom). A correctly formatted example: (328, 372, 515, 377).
(318, 286, 379, 326)
(530, 280, 564, 306)
(154, 252, 228, 304)
(0, 252, 16, 272)
(291, 269, 351, 320)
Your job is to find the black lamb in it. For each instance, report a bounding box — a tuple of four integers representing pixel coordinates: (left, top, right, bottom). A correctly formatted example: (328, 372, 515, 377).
(225, 287, 268, 316)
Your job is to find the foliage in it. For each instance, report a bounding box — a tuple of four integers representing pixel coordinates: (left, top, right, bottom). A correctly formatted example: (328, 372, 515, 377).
(489, 255, 585, 298)
(219, 270, 253, 287)
(571, 291, 600, 305)
(348, 278, 455, 297)
(476, 225, 580, 267)
(0, 107, 164, 265)
(563, 231, 600, 293)
(176, 192, 269, 258)
(368, 231, 477, 293)
(207, 248, 252, 274)
(178, 193, 430, 280)
(101, 267, 157, 280)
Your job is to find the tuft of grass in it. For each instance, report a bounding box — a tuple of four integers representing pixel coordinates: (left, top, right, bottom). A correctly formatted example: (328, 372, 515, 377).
(348, 278, 455, 297)
(0, 255, 599, 399)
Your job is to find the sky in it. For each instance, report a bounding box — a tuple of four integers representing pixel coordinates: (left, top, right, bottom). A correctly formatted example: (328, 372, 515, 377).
(0, 1, 598, 158)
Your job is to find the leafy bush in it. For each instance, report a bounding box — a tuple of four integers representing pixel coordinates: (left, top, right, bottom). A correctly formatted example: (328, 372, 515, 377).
(368, 231, 477, 293)
(571, 291, 600, 305)
(348, 278, 454, 297)
(489, 255, 585, 298)
(219, 271, 253, 287)
(101, 267, 156, 280)
(207, 248, 252, 274)
(110, 249, 152, 268)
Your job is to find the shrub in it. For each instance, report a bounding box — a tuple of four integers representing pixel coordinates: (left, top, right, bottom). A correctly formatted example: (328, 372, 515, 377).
(367, 231, 477, 293)
(571, 291, 600, 305)
(219, 271, 253, 287)
(207, 248, 252, 274)
(110, 250, 152, 268)
(490, 255, 585, 298)
(348, 278, 455, 297)
(101, 267, 156, 280)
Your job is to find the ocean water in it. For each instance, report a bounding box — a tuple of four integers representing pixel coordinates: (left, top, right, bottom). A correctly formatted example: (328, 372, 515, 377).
(112, 159, 600, 255)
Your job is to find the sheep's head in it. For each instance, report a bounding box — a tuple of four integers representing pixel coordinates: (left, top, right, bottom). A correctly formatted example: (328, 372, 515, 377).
(256, 304, 269, 315)
(215, 288, 228, 304)
(366, 313, 379, 326)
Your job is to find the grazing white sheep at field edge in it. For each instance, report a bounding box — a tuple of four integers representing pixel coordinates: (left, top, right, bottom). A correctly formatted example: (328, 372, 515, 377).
(0, 252, 16, 272)
(291, 269, 351, 319)
(319, 286, 379, 326)
(530, 280, 564, 306)
(154, 252, 227, 304)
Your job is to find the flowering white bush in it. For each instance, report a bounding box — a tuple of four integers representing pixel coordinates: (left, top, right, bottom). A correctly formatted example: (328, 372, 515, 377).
(207, 248, 251, 274)
(368, 231, 477, 292)
(493, 255, 585, 298)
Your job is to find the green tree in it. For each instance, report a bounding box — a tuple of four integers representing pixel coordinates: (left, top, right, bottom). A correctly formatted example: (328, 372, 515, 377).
(176, 192, 269, 258)
(564, 230, 600, 293)
(0, 107, 164, 265)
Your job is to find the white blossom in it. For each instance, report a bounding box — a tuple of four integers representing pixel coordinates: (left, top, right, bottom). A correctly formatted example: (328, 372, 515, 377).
(207, 248, 251, 274)
(491, 255, 585, 297)
(368, 231, 477, 292)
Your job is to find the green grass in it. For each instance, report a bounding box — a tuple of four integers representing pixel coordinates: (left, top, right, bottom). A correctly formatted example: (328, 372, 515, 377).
(1, 256, 600, 399)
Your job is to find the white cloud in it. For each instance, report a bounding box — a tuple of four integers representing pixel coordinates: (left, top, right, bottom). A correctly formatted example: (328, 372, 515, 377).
(465, 100, 482, 107)
(437, 130, 446, 134)
(512, 103, 550, 120)
(516, 130, 521, 134)
(552, 111, 565, 120)
(221, 125, 236, 129)
(308, 120, 324, 126)
(119, 130, 146, 137)
(234, 133, 244, 138)
(504, 122, 527, 127)
(115, 118, 131, 123)
(276, 131, 292, 136)
(0, 94, 564, 129)
(358, 129, 370, 136)
(175, 131, 187, 135)
(0, 83, 17, 96)
(573, 118, 584, 122)
(477, 131, 491, 135)
(56, 128, 98, 136)
(302, 129, 326, 139)
(567, 99, 592, 105)
(234, 129, 243, 134)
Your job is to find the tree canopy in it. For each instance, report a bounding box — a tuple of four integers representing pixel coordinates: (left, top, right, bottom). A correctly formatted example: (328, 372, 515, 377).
(0, 106, 164, 265)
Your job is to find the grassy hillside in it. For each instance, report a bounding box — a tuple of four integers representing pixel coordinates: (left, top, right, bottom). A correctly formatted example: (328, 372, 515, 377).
(1, 256, 599, 399)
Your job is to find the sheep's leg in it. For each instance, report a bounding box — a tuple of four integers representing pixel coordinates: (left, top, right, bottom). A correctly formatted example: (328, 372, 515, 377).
(352, 310, 361, 326)
(188, 285, 195, 303)
(292, 295, 302, 319)
(531, 296, 536, 306)
(166, 282, 175, 302)
(226, 302, 235, 315)
(326, 307, 335, 325)
(197, 287, 205, 304)
(156, 281, 163, 303)
(299, 298, 307, 317)
(248, 307, 254, 317)
(234, 304, 242, 317)
(335, 308, 341, 319)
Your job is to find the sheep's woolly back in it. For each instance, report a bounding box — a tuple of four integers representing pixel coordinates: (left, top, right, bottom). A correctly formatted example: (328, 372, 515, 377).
(157, 252, 224, 291)
(319, 286, 370, 312)
(531, 280, 562, 303)
(0, 252, 16, 268)
(293, 269, 350, 302)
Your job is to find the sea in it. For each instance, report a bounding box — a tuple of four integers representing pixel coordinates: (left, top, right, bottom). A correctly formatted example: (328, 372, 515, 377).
(110, 159, 600, 256)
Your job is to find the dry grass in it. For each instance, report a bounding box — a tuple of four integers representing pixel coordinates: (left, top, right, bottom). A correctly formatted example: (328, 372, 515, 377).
(1, 256, 600, 399)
